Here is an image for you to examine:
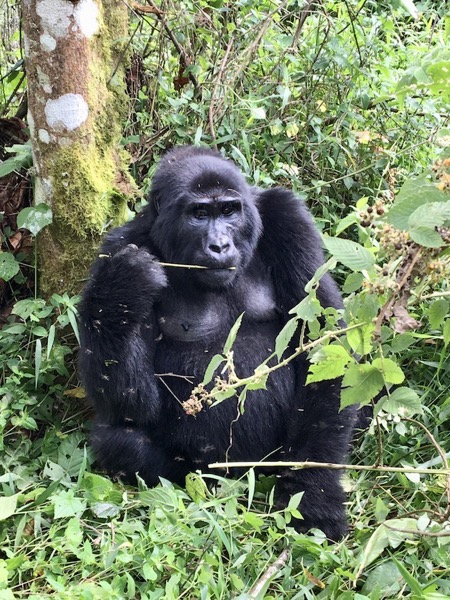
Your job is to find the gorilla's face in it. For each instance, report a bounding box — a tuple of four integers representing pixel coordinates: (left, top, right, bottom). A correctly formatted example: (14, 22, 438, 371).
(149, 149, 262, 289)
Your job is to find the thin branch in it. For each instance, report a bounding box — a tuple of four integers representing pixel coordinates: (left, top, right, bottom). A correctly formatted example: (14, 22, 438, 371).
(97, 255, 236, 270)
(384, 524, 450, 538)
(209, 37, 234, 147)
(292, 0, 320, 48)
(147, 0, 199, 93)
(404, 417, 450, 520)
(248, 549, 290, 598)
(208, 460, 450, 476)
(375, 246, 422, 337)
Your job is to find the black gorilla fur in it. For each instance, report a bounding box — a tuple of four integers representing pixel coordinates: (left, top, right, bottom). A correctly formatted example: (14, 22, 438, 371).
(79, 146, 356, 540)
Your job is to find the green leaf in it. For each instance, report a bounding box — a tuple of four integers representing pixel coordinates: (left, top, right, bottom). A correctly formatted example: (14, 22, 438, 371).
(391, 556, 424, 597)
(247, 364, 269, 390)
(341, 363, 384, 409)
(289, 294, 322, 321)
(0, 156, 19, 178)
(223, 313, 243, 354)
(343, 272, 364, 294)
(346, 323, 375, 355)
(17, 204, 53, 236)
(306, 345, 351, 384)
(202, 354, 225, 385)
(372, 357, 405, 384)
(408, 201, 450, 229)
(322, 236, 375, 271)
(375, 387, 423, 417)
(250, 106, 266, 120)
(355, 517, 418, 576)
(387, 176, 448, 231)
(429, 299, 449, 330)
(443, 319, 450, 347)
(35, 339, 42, 389)
(0, 252, 20, 282)
(0, 493, 20, 521)
(52, 489, 87, 519)
(274, 317, 297, 360)
(409, 226, 444, 248)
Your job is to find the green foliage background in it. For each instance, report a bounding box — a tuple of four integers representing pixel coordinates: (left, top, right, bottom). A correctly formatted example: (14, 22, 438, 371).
(0, 0, 449, 598)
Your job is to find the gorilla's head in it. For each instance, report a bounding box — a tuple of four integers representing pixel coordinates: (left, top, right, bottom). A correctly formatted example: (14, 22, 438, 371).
(148, 146, 262, 288)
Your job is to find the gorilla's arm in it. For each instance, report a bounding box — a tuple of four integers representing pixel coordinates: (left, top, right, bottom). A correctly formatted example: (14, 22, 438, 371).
(256, 187, 342, 312)
(256, 188, 355, 539)
(78, 213, 166, 425)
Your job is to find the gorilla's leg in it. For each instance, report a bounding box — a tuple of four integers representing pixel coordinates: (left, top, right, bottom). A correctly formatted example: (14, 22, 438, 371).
(90, 422, 190, 486)
(275, 467, 348, 541)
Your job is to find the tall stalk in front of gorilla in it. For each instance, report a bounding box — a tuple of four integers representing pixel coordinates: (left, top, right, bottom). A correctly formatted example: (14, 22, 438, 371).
(21, 0, 132, 297)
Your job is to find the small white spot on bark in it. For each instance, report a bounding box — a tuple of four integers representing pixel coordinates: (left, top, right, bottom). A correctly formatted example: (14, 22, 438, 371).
(36, 0, 73, 38)
(27, 111, 35, 136)
(74, 0, 99, 37)
(38, 129, 51, 144)
(40, 33, 56, 51)
(45, 94, 89, 132)
(36, 68, 52, 94)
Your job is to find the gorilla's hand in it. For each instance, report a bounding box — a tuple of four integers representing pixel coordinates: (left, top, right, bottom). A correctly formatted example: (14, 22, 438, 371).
(113, 244, 168, 296)
(84, 244, 168, 327)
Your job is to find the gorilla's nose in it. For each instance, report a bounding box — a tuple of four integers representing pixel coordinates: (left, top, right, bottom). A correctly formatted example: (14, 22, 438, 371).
(209, 241, 230, 254)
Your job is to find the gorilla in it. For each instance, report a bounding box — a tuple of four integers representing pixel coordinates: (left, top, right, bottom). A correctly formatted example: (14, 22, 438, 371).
(78, 146, 356, 540)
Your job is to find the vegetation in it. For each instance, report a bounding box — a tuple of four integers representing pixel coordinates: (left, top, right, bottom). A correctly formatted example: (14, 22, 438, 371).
(0, 0, 449, 597)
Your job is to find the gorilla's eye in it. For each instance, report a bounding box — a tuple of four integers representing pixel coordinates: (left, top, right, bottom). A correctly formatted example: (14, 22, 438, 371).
(193, 206, 209, 219)
(221, 202, 240, 216)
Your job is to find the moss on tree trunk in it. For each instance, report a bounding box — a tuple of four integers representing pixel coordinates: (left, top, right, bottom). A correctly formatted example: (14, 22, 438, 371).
(22, 0, 132, 296)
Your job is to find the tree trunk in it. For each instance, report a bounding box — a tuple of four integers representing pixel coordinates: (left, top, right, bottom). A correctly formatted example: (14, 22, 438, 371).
(22, 0, 132, 296)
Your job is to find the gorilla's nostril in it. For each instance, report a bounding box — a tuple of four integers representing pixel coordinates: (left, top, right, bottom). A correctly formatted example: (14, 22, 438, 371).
(209, 242, 229, 254)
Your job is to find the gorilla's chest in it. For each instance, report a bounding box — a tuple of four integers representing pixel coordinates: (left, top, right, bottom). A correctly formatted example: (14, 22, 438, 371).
(155, 276, 279, 343)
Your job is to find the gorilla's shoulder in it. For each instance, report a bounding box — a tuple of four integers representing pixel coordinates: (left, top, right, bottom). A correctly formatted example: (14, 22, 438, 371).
(255, 186, 321, 244)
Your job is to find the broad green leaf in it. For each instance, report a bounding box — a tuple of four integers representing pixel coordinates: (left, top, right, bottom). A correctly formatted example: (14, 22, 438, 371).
(408, 201, 450, 229)
(202, 354, 225, 385)
(247, 364, 269, 390)
(343, 272, 364, 294)
(409, 226, 444, 248)
(250, 106, 266, 120)
(355, 517, 418, 577)
(306, 345, 351, 384)
(341, 363, 384, 409)
(387, 176, 447, 231)
(0, 493, 20, 521)
(223, 313, 243, 355)
(0, 252, 20, 282)
(185, 472, 208, 503)
(375, 387, 423, 417)
(372, 357, 405, 384)
(17, 204, 53, 236)
(322, 236, 375, 271)
(346, 323, 375, 355)
(335, 212, 359, 235)
(52, 489, 87, 519)
(0, 156, 19, 178)
(429, 299, 449, 330)
(362, 561, 402, 596)
(275, 317, 298, 360)
(289, 294, 322, 321)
